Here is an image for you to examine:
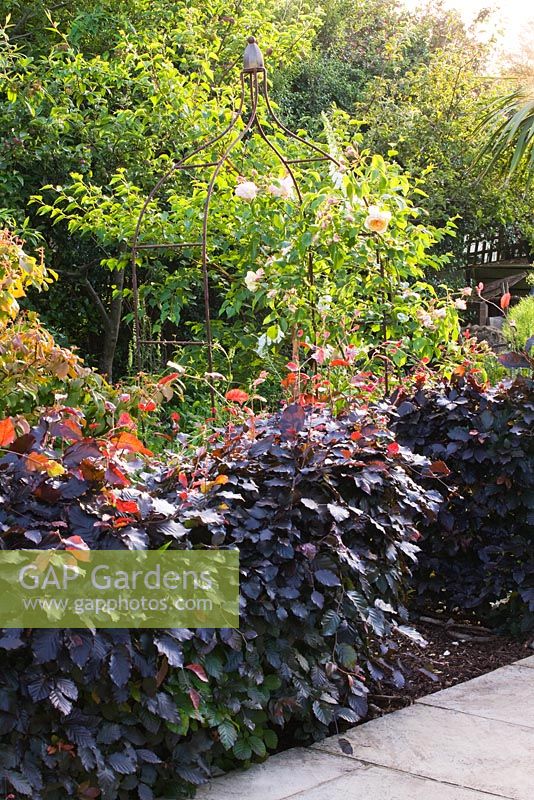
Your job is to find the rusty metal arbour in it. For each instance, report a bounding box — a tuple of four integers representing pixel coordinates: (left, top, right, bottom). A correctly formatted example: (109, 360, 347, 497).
(130, 36, 341, 411)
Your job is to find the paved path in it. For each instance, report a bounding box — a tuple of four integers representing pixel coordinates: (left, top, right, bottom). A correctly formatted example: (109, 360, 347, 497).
(197, 655, 534, 799)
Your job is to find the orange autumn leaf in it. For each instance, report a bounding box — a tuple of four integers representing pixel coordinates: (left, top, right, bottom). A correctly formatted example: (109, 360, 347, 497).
(0, 417, 16, 447)
(111, 432, 152, 457)
(158, 372, 182, 385)
(26, 451, 66, 476)
(500, 291, 511, 310)
(281, 373, 298, 388)
(330, 358, 350, 367)
(138, 400, 157, 412)
(115, 498, 139, 515)
(63, 534, 91, 562)
(225, 389, 249, 404)
(81, 459, 105, 482)
(113, 517, 135, 528)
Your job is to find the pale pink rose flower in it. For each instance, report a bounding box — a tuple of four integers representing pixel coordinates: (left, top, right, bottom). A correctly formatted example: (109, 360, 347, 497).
(235, 181, 258, 201)
(244, 268, 264, 292)
(267, 176, 294, 198)
(364, 205, 392, 234)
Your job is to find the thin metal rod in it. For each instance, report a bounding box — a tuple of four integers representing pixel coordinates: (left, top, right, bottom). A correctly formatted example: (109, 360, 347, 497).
(130, 82, 247, 371)
(377, 249, 390, 396)
(140, 339, 208, 346)
(201, 71, 258, 414)
(259, 71, 340, 345)
(261, 71, 342, 168)
(286, 156, 330, 164)
(132, 242, 202, 250)
(251, 102, 319, 339)
(173, 161, 221, 170)
(253, 106, 303, 203)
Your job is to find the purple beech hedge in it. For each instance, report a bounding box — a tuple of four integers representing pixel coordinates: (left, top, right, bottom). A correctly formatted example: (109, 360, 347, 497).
(0, 403, 437, 799)
(2, 379, 532, 800)
(389, 376, 534, 633)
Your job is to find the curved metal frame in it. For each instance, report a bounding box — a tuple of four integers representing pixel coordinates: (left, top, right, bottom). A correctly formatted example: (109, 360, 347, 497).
(130, 39, 341, 412)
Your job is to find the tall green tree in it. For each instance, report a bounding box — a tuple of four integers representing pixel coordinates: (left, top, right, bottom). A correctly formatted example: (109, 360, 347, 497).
(0, 0, 322, 377)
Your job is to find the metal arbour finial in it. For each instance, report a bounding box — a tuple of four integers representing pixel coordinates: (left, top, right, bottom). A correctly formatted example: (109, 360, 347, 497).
(130, 36, 341, 414)
(243, 36, 264, 72)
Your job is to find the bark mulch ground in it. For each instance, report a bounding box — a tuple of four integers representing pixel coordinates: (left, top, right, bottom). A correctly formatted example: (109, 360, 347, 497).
(367, 614, 532, 718)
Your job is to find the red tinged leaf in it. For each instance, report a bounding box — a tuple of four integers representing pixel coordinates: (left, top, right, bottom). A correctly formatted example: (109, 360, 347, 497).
(285, 361, 299, 372)
(158, 372, 182, 385)
(330, 358, 350, 367)
(80, 459, 105, 483)
(189, 688, 201, 710)
(138, 400, 157, 413)
(115, 498, 139, 515)
(112, 432, 153, 457)
(63, 535, 91, 562)
(279, 403, 305, 440)
(428, 460, 451, 477)
(225, 389, 249, 404)
(117, 411, 136, 429)
(185, 663, 209, 682)
(387, 442, 400, 456)
(78, 785, 101, 799)
(500, 291, 511, 310)
(50, 418, 83, 441)
(0, 417, 16, 447)
(105, 463, 131, 488)
(350, 431, 362, 441)
(63, 534, 89, 550)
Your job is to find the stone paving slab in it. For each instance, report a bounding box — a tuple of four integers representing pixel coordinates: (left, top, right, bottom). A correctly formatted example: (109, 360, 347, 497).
(416, 664, 534, 728)
(197, 660, 534, 800)
(515, 655, 534, 669)
(286, 765, 513, 800)
(196, 748, 363, 800)
(313, 703, 533, 799)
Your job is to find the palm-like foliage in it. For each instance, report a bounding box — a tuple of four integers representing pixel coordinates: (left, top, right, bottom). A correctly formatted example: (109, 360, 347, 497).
(477, 86, 534, 179)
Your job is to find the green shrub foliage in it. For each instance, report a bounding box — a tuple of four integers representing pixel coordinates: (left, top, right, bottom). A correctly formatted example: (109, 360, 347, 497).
(0, 403, 437, 798)
(390, 377, 534, 632)
(503, 295, 534, 351)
